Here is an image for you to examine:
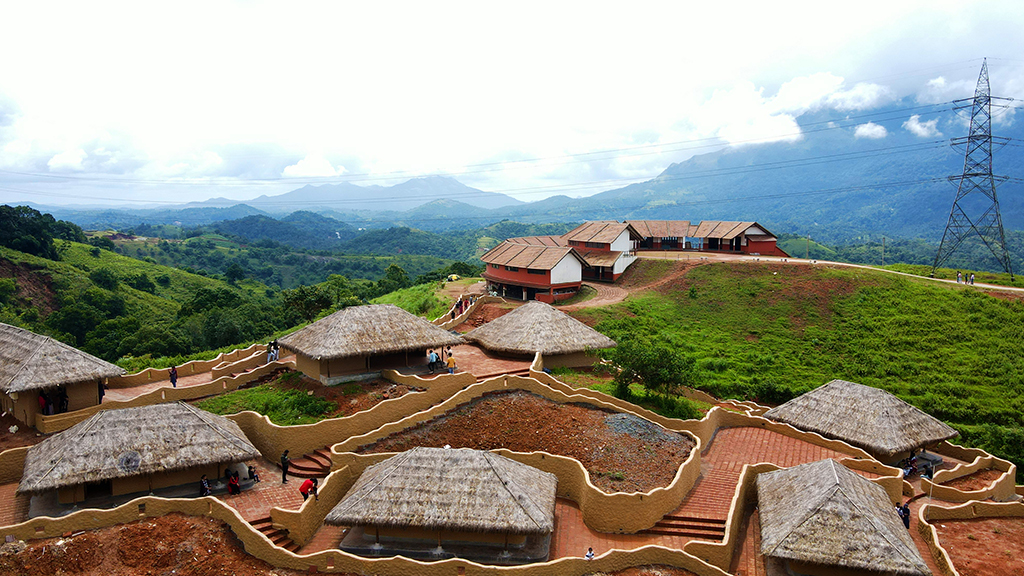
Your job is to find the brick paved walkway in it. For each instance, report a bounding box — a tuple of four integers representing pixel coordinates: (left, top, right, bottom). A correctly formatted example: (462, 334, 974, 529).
(549, 498, 691, 559)
(104, 354, 294, 403)
(671, 427, 865, 520)
(729, 505, 762, 576)
(0, 483, 30, 527)
(299, 524, 347, 554)
(215, 459, 304, 522)
(396, 344, 532, 381)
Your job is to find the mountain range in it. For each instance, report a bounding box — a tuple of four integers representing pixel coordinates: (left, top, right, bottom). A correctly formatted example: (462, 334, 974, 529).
(20, 101, 1024, 245)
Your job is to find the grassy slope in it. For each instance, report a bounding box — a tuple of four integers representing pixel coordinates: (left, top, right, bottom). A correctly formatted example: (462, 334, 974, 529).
(371, 277, 481, 319)
(573, 260, 1024, 475)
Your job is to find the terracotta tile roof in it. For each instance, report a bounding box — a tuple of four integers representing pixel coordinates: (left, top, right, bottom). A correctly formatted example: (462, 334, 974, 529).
(578, 250, 623, 267)
(561, 221, 640, 244)
(480, 241, 583, 270)
(626, 220, 692, 239)
(506, 235, 566, 247)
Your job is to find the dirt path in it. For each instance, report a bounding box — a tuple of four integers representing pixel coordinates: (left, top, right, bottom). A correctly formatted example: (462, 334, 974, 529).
(559, 260, 701, 311)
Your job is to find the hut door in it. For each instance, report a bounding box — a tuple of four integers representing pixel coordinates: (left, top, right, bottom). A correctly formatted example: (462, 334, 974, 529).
(86, 480, 112, 499)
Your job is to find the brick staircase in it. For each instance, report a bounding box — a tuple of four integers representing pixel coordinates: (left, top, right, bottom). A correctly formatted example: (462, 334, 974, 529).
(279, 447, 332, 480)
(250, 516, 301, 552)
(639, 514, 727, 541)
(474, 367, 532, 382)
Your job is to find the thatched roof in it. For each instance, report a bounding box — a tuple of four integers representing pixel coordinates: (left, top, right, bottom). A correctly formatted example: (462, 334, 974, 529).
(0, 322, 126, 394)
(763, 379, 958, 459)
(278, 304, 464, 361)
(757, 459, 929, 576)
(18, 402, 260, 493)
(462, 301, 616, 355)
(325, 447, 557, 534)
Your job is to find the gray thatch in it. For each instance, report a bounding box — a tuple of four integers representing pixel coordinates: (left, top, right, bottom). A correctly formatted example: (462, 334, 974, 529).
(18, 402, 261, 493)
(0, 322, 126, 394)
(757, 459, 929, 576)
(462, 301, 616, 355)
(325, 447, 557, 534)
(762, 379, 958, 459)
(278, 304, 464, 361)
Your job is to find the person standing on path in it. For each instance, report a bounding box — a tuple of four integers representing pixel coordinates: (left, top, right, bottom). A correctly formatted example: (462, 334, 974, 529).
(281, 450, 291, 483)
(169, 366, 178, 388)
(957, 271, 962, 283)
(446, 354, 457, 375)
(901, 503, 911, 529)
(970, 273, 975, 285)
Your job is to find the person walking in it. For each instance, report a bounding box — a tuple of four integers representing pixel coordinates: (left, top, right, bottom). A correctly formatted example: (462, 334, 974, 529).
(199, 474, 211, 497)
(169, 366, 178, 388)
(280, 450, 291, 483)
(901, 503, 911, 529)
(969, 273, 975, 285)
(299, 477, 318, 501)
(446, 354, 457, 375)
(957, 271, 962, 283)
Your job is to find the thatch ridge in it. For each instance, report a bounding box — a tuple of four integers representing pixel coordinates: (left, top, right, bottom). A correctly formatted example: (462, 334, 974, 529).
(325, 447, 557, 534)
(0, 322, 126, 393)
(18, 402, 261, 493)
(757, 459, 929, 576)
(278, 304, 464, 360)
(462, 301, 616, 355)
(762, 379, 958, 458)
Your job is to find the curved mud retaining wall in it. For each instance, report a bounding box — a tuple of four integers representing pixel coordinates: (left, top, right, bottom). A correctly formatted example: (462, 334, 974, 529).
(34, 360, 295, 434)
(108, 344, 267, 388)
(919, 452, 1017, 503)
(919, 500, 1024, 576)
(432, 295, 502, 330)
(329, 374, 704, 534)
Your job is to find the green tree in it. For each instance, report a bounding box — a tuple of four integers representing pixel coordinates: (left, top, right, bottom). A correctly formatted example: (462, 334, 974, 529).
(376, 264, 410, 295)
(89, 268, 119, 290)
(225, 263, 246, 284)
(0, 278, 16, 305)
(282, 284, 332, 323)
(607, 336, 701, 397)
(88, 236, 117, 252)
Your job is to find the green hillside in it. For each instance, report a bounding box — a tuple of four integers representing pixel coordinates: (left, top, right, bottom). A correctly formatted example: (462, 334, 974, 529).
(0, 241, 293, 365)
(573, 260, 1024, 478)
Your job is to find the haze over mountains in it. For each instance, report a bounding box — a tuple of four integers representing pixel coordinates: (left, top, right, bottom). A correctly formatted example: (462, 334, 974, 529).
(23, 101, 1024, 245)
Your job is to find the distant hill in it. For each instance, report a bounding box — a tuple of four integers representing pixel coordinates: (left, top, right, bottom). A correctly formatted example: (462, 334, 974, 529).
(193, 175, 524, 214)
(212, 211, 359, 250)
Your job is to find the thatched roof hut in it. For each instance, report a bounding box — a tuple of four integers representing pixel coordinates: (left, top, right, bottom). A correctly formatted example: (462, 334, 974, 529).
(0, 322, 125, 394)
(279, 304, 463, 361)
(326, 447, 557, 535)
(462, 301, 615, 356)
(757, 459, 930, 576)
(18, 402, 261, 494)
(762, 379, 958, 460)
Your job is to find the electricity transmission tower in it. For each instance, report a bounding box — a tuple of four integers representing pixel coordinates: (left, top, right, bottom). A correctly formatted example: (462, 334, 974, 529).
(932, 59, 1014, 280)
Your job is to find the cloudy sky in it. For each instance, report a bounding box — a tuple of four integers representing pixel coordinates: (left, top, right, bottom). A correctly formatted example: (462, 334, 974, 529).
(1, 0, 1023, 208)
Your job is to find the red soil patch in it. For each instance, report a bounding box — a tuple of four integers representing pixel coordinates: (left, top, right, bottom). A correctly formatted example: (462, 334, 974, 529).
(656, 262, 867, 330)
(940, 469, 1005, 492)
(984, 290, 1024, 302)
(0, 412, 46, 452)
(592, 566, 699, 576)
(455, 302, 520, 333)
(934, 517, 1024, 576)
(358, 390, 696, 493)
(0, 513, 340, 576)
(0, 258, 58, 317)
(272, 370, 419, 418)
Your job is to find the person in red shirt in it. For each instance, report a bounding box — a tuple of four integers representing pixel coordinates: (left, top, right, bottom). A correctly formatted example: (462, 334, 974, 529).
(299, 477, 318, 501)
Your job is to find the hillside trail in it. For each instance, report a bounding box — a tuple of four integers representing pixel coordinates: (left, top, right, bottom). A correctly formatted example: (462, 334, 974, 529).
(643, 251, 1024, 295)
(559, 259, 699, 311)
(562, 251, 1024, 313)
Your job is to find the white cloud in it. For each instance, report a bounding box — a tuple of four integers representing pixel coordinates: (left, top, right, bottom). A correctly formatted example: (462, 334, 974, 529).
(47, 148, 87, 171)
(903, 114, 942, 137)
(827, 83, 893, 111)
(917, 76, 975, 104)
(282, 154, 347, 178)
(854, 122, 887, 139)
(770, 73, 845, 114)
